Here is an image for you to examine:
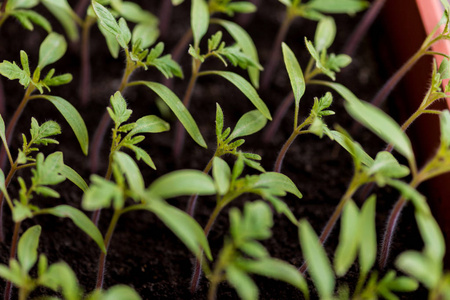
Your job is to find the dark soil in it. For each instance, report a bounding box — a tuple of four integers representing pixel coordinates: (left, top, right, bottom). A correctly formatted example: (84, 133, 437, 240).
(0, 0, 429, 299)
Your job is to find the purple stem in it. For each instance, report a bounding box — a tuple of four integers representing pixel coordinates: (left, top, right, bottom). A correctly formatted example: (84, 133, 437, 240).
(263, 91, 294, 143)
(4, 222, 21, 300)
(158, 0, 173, 39)
(0, 78, 5, 116)
(80, 19, 94, 106)
(75, 0, 90, 18)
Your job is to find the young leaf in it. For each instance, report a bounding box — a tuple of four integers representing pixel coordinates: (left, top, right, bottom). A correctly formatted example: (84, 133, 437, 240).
(203, 71, 272, 120)
(61, 164, 89, 192)
(39, 95, 89, 155)
(41, 0, 79, 41)
(299, 220, 335, 299)
(213, 157, 231, 195)
(82, 175, 123, 210)
(114, 151, 144, 194)
(212, 18, 261, 88)
(43, 262, 81, 300)
(8, 0, 39, 9)
(137, 81, 207, 148)
(330, 130, 374, 167)
(101, 285, 141, 300)
(282, 43, 305, 113)
(191, 0, 209, 47)
(345, 100, 414, 161)
(416, 211, 445, 262)
(315, 17, 336, 52)
(0, 115, 8, 154)
(0, 60, 31, 87)
(148, 170, 216, 199)
(334, 200, 359, 276)
(238, 258, 308, 297)
(144, 199, 212, 260)
(216, 103, 224, 138)
(33, 152, 65, 186)
(358, 195, 377, 274)
(306, 0, 369, 14)
(396, 251, 441, 289)
(18, 225, 41, 274)
(228, 110, 267, 140)
(92, 0, 121, 38)
(10, 10, 52, 33)
(125, 145, 156, 170)
(44, 205, 106, 253)
(132, 22, 159, 49)
(368, 151, 410, 179)
(254, 172, 303, 199)
(440, 110, 450, 148)
(38, 33, 67, 69)
(30, 118, 61, 146)
(226, 265, 258, 300)
(108, 91, 132, 126)
(112, 0, 156, 24)
(129, 115, 170, 135)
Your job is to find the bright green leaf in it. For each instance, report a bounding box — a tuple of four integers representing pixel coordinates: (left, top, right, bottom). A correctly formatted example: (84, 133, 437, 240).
(60, 164, 88, 192)
(282, 43, 305, 112)
(213, 157, 231, 195)
(299, 220, 335, 299)
(148, 170, 216, 198)
(38, 33, 67, 69)
(396, 251, 441, 289)
(45, 205, 106, 253)
(306, 0, 369, 14)
(440, 110, 450, 148)
(132, 22, 159, 49)
(226, 265, 258, 300)
(41, 0, 79, 41)
(416, 211, 446, 262)
(82, 175, 123, 210)
(18, 225, 41, 274)
(43, 262, 81, 300)
(315, 16, 336, 52)
(102, 285, 141, 300)
(92, 0, 121, 38)
(330, 130, 373, 167)
(129, 115, 170, 135)
(0, 60, 31, 87)
(191, 0, 209, 47)
(203, 71, 271, 120)
(114, 151, 144, 194)
(229, 110, 267, 140)
(137, 81, 207, 148)
(255, 172, 302, 199)
(359, 195, 377, 274)
(39, 95, 89, 155)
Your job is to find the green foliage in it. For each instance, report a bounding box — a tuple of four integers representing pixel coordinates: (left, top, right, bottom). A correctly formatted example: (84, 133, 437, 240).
(208, 201, 308, 300)
(1, 0, 51, 32)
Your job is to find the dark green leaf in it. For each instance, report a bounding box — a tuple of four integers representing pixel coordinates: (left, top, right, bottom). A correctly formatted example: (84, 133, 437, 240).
(148, 170, 216, 198)
(299, 220, 335, 299)
(204, 71, 271, 120)
(39, 95, 89, 155)
(38, 33, 67, 69)
(229, 110, 267, 140)
(138, 81, 207, 148)
(61, 164, 88, 192)
(191, 0, 209, 47)
(45, 205, 106, 253)
(144, 199, 212, 260)
(18, 225, 41, 274)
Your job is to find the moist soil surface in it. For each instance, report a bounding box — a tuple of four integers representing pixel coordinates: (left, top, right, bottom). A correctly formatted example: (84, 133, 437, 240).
(0, 0, 428, 299)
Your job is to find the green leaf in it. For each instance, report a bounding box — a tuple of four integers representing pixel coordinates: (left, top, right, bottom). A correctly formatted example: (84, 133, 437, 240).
(282, 43, 305, 112)
(18, 225, 41, 274)
(109, 91, 132, 126)
(213, 157, 231, 195)
(43, 262, 81, 300)
(315, 16, 336, 52)
(60, 164, 88, 192)
(387, 179, 429, 214)
(144, 199, 212, 260)
(102, 285, 141, 300)
(440, 110, 450, 148)
(439, 58, 450, 79)
(132, 22, 159, 49)
(254, 172, 302, 199)
(148, 170, 216, 199)
(226, 265, 258, 300)
(30, 118, 61, 146)
(7, 0, 39, 9)
(41, 0, 79, 41)
(330, 130, 373, 167)
(191, 0, 209, 47)
(11, 10, 52, 32)
(239, 258, 309, 296)
(38, 33, 67, 69)
(334, 200, 359, 276)
(228, 110, 267, 141)
(126, 145, 156, 170)
(112, 1, 156, 24)
(0, 60, 31, 87)
(416, 211, 445, 262)
(345, 100, 414, 161)
(129, 115, 170, 135)
(138, 81, 207, 148)
(358, 195, 377, 274)
(0, 263, 24, 287)
(45, 205, 106, 253)
(92, 0, 121, 38)
(396, 251, 441, 289)
(117, 18, 131, 47)
(33, 152, 65, 186)
(0, 115, 8, 156)
(299, 220, 335, 299)
(39, 95, 89, 155)
(82, 175, 123, 210)
(99, 24, 120, 58)
(239, 241, 269, 259)
(0, 169, 6, 195)
(216, 103, 224, 138)
(203, 71, 272, 120)
(114, 151, 144, 194)
(12, 200, 33, 222)
(388, 276, 419, 293)
(311, 80, 360, 106)
(306, 0, 369, 14)
(368, 151, 410, 179)
(212, 18, 261, 88)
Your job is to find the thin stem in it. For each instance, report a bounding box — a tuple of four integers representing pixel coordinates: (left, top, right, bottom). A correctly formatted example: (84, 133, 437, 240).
(274, 130, 298, 173)
(299, 180, 360, 274)
(190, 203, 225, 293)
(186, 155, 215, 216)
(0, 78, 5, 115)
(172, 59, 201, 159)
(0, 84, 34, 169)
(75, 0, 90, 18)
(80, 17, 95, 106)
(263, 92, 294, 143)
(261, 12, 294, 90)
(207, 243, 234, 300)
(341, 0, 387, 56)
(158, 0, 173, 39)
(4, 221, 21, 300)
(96, 209, 121, 290)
